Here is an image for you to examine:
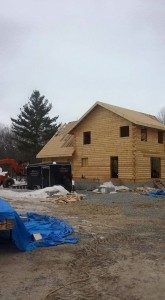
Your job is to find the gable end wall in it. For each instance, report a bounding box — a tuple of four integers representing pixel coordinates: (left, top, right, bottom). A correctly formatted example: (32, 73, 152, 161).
(72, 106, 134, 181)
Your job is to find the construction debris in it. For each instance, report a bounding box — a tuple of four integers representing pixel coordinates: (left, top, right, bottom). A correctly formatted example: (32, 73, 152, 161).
(33, 233, 43, 241)
(93, 182, 130, 193)
(153, 180, 165, 190)
(132, 186, 157, 193)
(20, 216, 29, 221)
(115, 185, 130, 192)
(92, 181, 165, 194)
(47, 193, 85, 204)
(0, 219, 14, 230)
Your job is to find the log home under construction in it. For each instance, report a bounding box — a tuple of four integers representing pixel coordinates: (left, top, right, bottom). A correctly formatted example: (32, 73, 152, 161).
(37, 102, 165, 183)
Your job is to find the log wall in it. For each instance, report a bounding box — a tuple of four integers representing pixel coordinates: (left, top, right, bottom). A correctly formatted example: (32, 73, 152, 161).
(72, 106, 134, 180)
(71, 106, 165, 181)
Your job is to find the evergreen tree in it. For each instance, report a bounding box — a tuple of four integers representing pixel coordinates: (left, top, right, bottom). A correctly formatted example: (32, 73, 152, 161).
(11, 90, 61, 162)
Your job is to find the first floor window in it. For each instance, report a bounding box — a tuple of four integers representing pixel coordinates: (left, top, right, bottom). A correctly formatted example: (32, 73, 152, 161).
(81, 157, 88, 167)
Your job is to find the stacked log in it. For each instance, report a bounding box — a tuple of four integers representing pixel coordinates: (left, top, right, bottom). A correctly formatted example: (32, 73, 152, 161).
(47, 193, 84, 204)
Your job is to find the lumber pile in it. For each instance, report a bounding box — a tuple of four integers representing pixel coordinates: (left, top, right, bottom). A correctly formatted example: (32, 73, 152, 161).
(115, 186, 130, 192)
(47, 193, 84, 204)
(0, 219, 14, 230)
(132, 186, 156, 193)
(153, 180, 165, 190)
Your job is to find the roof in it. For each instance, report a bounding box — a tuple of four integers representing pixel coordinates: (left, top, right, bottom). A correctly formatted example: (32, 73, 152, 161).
(36, 121, 77, 159)
(69, 101, 165, 132)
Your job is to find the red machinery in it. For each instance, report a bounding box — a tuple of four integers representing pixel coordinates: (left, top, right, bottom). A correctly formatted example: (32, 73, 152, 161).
(0, 159, 27, 188)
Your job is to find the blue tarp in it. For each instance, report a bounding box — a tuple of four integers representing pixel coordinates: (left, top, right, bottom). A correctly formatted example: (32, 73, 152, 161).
(0, 197, 78, 251)
(144, 189, 165, 197)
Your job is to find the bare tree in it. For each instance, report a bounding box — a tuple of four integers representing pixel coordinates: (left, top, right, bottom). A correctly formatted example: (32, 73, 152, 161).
(157, 107, 165, 124)
(0, 123, 22, 160)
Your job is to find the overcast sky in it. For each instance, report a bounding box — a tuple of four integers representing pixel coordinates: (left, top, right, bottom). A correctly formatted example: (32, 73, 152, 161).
(0, 0, 165, 126)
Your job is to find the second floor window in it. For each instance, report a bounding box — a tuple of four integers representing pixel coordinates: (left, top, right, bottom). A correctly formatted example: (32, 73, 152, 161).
(158, 131, 163, 144)
(83, 131, 91, 144)
(120, 126, 129, 137)
(141, 128, 147, 141)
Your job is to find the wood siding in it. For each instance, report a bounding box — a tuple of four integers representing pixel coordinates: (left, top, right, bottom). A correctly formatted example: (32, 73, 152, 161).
(72, 106, 133, 180)
(134, 127, 165, 180)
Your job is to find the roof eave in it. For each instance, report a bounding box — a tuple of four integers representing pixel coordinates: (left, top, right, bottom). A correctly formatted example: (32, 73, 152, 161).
(36, 154, 73, 159)
(133, 121, 165, 131)
(36, 148, 75, 159)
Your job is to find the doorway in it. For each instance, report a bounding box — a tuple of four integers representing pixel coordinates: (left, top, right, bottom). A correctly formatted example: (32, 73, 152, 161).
(111, 157, 118, 178)
(151, 157, 160, 178)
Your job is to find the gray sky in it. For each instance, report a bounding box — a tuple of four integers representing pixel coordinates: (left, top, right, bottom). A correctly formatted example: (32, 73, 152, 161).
(0, 0, 165, 125)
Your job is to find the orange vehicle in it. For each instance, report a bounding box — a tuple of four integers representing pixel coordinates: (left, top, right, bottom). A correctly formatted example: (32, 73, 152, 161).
(0, 159, 27, 188)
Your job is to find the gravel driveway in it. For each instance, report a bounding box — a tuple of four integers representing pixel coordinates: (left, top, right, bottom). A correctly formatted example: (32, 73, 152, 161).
(0, 189, 165, 300)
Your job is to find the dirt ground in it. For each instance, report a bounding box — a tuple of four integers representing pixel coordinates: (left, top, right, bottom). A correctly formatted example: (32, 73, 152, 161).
(0, 191, 165, 300)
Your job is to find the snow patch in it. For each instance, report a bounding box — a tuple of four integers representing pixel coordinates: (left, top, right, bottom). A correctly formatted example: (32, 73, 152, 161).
(0, 185, 69, 200)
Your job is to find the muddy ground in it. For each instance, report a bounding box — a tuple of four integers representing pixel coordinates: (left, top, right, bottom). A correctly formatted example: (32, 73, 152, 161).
(0, 191, 165, 300)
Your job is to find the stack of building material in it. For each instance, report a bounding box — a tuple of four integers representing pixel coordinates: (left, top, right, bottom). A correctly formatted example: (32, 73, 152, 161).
(132, 186, 156, 193)
(0, 219, 14, 230)
(47, 193, 84, 204)
(153, 180, 165, 190)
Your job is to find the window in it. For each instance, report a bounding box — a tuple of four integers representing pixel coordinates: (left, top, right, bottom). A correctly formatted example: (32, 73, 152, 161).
(158, 131, 163, 144)
(120, 126, 129, 137)
(81, 158, 88, 167)
(141, 128, 147, 141)
(83, 131, 91, 144)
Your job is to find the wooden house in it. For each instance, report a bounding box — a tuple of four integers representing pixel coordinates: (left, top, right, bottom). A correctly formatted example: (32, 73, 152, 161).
(37, 102, 165, 183)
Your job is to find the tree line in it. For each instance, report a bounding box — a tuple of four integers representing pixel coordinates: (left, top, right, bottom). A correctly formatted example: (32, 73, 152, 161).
(0, 92, 165, 163)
